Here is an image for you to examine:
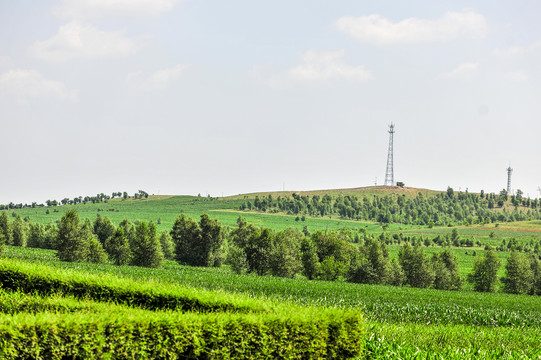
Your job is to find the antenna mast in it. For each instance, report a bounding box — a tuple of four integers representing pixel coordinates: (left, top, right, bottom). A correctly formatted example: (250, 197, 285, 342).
(506, 165, 513, 194)
(384, 123, 395, 186)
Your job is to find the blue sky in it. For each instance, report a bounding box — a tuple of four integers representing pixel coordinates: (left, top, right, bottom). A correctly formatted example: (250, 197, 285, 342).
(1, 0, 540, 203)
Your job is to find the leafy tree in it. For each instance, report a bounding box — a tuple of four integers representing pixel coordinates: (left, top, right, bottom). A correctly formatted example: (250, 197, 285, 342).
(244, 227, 274, 275)
(0, 211, 12, 246)
(171, 214, 202, 266)
(300, 237, 320, 280)
(0, 229, 4, 256)
(468, 249, 501, 292)
(349, 238, 390, 285)
(388, 258, 406, 286)
(27, 222, 45, 248)
(43, 223, 59, 250)
(87, 236, 108, 264)
(269, 228, 302, 278)
(502, 251, 533, 294)
(131, 221, 163, 268)
(171, 214, 224, 267)
(56, 210, 91, 262)
(104, 228, 132, 265)
(230, 217, 257, 248)
(226, 243, 248, 274)
(431, 250, 462, 290)
(398, 244, 434, 288)
(159, 231, 175, 260)
(319, 256, 348, 281)
(199, 214, 224, 267)
(11, 215, 27, 247)
(93, 214, 115, 245)
(529, 255, 541, 296)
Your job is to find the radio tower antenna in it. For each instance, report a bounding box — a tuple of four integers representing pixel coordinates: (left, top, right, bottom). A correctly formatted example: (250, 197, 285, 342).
(506, 165, 513, 194)
(384, 123, 395, 186)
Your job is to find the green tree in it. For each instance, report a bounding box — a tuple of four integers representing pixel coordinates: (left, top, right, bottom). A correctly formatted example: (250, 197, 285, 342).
(93, 214, 116, 245)
(11, 215, 27, 247)
(244, 227, 274, 275)
(199, 214, 224, 267)
(0, 229, 4, 256)
(159, 231, 175, 260)
(301, 237, 320, 280)
(431, 250, 462, 290)
(131, 221, 163, 268)
(398, 244, 434, 288)
(468, 249, 501, 292)
(56, 210, 91, 262)
(529, 255, 541, 295)
(502, 251, 533, 294)
(269, 228, 302, 278)
(87, 236, 108, 264)
(388, 258, 406, 286)
(27, 222, 45, 248)
(0, 212, 11, 246)
(171, 214, 202, 266)
(104, 228, 132, 265)
(226, 243, 248, 274)
(43, 223, 59, 250)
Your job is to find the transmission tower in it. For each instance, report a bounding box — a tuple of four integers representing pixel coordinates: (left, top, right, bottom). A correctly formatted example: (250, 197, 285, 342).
(384, 123, 395, 186)
(506, 166, 513, 194)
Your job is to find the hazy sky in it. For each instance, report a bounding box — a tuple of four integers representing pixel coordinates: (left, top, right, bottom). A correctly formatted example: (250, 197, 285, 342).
(1, 1, 541, 204)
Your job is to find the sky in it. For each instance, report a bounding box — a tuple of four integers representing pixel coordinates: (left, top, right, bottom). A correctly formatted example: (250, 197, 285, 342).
(1, 0, 541, 204)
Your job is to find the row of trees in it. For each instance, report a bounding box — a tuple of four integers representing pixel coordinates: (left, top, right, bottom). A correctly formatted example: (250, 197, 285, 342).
(241, 189, 541, 226)
(2, 211, 541, 296)
(0, 190, 150, 210)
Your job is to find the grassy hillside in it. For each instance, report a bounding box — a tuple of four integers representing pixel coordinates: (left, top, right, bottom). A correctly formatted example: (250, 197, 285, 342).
(227, 185, 442, 200)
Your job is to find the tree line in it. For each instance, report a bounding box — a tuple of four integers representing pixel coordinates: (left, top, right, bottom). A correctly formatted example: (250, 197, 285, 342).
(0, 190, 150, 210)
(241, 188, 541, 226)
(1, 211, 540, 296)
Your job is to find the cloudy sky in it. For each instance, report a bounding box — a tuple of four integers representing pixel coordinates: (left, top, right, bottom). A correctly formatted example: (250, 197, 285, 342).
(1, 0, 540, 204)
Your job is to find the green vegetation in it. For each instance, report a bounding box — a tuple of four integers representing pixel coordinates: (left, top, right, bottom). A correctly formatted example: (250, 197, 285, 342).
(0, 257, 364, 359)
(2, 186, 541, 358)
(3, 246, 541, 358)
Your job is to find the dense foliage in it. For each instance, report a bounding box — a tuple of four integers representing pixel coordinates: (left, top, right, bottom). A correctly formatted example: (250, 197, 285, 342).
(241, 188, 541, 225)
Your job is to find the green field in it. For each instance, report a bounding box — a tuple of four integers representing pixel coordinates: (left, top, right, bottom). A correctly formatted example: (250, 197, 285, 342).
(2, 246, 540, 358)
(2, 187, 541, 358)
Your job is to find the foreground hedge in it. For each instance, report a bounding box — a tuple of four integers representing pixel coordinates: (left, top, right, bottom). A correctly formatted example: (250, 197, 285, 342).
(0, 259, 267, 313)
(0, 305, 364, 359)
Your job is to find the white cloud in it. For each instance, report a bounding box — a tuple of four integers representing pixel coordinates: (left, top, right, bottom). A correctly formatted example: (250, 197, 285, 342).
(54, 0, 180, 19)
(437, 62, 479, 80)
(262, 50, 372, 86)
(505, 71, 528, 82)
(31, 21, 142, 62)
(493, 41, 541, 56)
(0, 69, 76, 103)
(127, 64, 189, 91)
(336, 9, 487, 45)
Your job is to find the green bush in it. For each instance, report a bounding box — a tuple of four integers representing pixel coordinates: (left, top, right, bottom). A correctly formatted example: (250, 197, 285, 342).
(0, 307, 364, 359)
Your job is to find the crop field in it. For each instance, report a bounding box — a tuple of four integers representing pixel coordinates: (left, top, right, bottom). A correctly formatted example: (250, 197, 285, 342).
(2, 246, 540, 358)
(3, 187, 541, 358)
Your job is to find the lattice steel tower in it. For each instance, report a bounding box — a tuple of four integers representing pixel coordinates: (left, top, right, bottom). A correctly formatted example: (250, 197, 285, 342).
(384, 123, 395, 186)
(507, 166, 513, 194)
